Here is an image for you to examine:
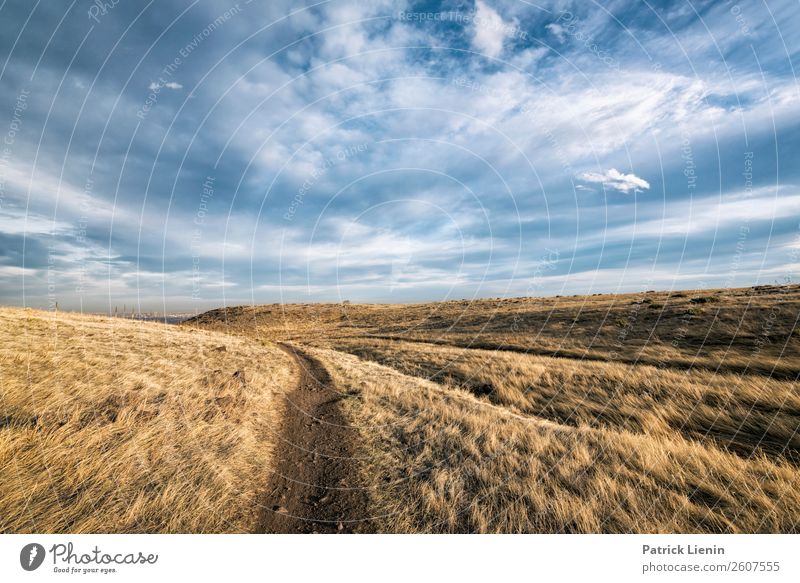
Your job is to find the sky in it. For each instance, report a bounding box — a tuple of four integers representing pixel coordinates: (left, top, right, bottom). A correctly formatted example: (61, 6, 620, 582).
(0, 0, 798, 312)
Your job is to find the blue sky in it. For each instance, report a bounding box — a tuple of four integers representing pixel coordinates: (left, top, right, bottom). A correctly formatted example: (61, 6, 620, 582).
(0, 0, 798, 312)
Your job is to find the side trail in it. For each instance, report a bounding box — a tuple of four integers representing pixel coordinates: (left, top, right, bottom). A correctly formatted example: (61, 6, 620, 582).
(257, 344, 371, 533)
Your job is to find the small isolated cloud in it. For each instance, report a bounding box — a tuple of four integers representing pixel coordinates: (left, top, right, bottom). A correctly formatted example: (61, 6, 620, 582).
(472, 1, 510, 58)
(545, 23, 566, 42)
(148, 81, 183, 91)
(576, 168, 650, 193)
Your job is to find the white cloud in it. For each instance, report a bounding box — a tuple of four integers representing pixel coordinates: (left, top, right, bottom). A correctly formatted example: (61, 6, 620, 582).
(576, 168, 650, 193)
(545, 23, 566, 42)
(608, 186, 797, 239)
(148, 81, 183, 91)
(0, 209, 72, 235)
(472, 1, 511, 58)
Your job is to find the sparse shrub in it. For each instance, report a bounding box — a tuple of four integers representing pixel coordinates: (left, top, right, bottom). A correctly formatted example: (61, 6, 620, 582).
(690, 296, 720, 304)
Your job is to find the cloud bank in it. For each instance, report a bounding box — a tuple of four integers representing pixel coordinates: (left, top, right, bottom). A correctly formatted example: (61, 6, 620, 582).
(0, 0, 797, 311)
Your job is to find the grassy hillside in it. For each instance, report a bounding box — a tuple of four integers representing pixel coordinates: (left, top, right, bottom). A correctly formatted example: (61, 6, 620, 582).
(0, 308, 293, 533)
(187, 284, 800, 533)
(309, 347, 800, 533)
(3, 284, 797, 533)
(330, 338, 800, 461)
(187, 284, 800, 377)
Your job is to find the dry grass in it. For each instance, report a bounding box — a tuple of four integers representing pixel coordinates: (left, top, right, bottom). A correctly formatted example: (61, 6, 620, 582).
(309, 347, 800, 533)
(3, 283, 797, 533)
(0, 308, 293, 533)
(181, 284, 800, 533)
(188, 284, 800, 377)
(331, 338, 800, 461)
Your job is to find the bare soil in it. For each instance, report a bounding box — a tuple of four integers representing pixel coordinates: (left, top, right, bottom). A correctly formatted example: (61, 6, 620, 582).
(257, 344, 371, 533)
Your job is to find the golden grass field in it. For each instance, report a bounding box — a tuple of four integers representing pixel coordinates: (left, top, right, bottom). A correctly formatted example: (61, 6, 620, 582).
(189, 284, 800, 532)
(2, 284, 799, 533)
(0, 308, 294, 533)
(310, 346, 800, 533)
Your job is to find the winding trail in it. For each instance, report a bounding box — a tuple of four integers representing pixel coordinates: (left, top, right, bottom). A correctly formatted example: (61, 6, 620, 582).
(257, 344, 371, 533)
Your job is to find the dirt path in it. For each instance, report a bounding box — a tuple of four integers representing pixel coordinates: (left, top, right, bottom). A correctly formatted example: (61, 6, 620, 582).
(257, 344, 371, 533)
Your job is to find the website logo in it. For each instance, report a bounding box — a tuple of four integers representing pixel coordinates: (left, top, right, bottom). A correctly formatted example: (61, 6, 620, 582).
(20, 543, 46, 571)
